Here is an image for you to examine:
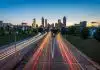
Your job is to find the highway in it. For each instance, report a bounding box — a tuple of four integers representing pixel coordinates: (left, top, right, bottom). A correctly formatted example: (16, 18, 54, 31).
(0, 33, 46, 70)
(24, 32, 100, 70)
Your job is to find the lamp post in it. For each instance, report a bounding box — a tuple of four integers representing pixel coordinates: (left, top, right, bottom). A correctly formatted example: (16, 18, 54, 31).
(14, 27, 19, 63)
(14, 26, 18, 55)
(15, 31, 18, 53)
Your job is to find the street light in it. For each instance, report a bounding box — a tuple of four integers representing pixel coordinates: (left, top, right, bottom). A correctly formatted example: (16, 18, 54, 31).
(15, 31, 18, 52)
(14, 28, 19, 64)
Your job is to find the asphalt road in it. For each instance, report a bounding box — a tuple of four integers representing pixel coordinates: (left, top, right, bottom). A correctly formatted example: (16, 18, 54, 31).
(0, 33, 46, 70)
(24, 32, 100, 70)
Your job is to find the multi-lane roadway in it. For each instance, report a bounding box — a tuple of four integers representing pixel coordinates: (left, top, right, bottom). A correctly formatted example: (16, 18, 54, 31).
(24, 32, 100, 70)
(0, 33, 46, 70)
(0, 32, 100, 70)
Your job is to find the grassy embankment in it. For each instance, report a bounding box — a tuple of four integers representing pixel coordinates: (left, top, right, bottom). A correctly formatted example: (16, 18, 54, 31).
(63, 35, 100, 64)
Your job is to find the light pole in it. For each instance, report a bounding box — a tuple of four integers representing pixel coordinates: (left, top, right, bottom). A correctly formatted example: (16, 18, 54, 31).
(14, 26, 18, 54)
(15, 31, 16, 53)
(15, 31, 18, 53)
(14, 27, 19, 63)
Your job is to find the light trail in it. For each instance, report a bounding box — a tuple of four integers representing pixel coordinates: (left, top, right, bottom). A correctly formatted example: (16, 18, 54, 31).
(0, 34, 44, 60)
(57, 33, 81, 70)
(44, 33, 52, 70)
(58, 40, 74, 70)
(48, 41, 51, 70)
(60, 36, 84, 70)
(31, 32, 51, 70)
(51, 38, 55, 59)
(24, 32, 100, 70)
(42, 46, 48, 70)
(41, 38, 50, 70)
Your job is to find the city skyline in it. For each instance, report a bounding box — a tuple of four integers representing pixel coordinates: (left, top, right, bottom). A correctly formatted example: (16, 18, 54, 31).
(0, 0, 100, 26)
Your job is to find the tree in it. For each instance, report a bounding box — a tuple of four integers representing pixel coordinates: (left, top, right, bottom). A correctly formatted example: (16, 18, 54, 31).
(0, 27, 5, 36)
(81, 27, 89, 39)
(94, 28, 100, 41)
(61, 27, 66, 35)
(38, 28, 44, 33)
(67, 26, 76, 35)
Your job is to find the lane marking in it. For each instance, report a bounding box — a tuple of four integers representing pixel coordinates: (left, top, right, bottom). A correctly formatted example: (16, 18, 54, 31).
(57, 33, 84, 70)
(51, 38, 55, 59)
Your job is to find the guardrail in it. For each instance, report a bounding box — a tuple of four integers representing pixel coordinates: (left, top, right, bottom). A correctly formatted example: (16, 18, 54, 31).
(0, 33, 41, 53)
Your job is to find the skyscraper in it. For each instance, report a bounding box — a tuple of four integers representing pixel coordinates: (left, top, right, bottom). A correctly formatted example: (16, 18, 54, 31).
(41, 17, 44, 27)
(51, 23, 54, 28)
(80, 21, 87, 28)
(47, 23, 50, 29)
(63, 16, 66, 27)
(55, 23, 58, 29)
(45, 19, 47, 28)
(58, 19, 62, 29)
(58, 19, 61, 24)
(80, 21, 87, 32)
(32, 18, 36, 28)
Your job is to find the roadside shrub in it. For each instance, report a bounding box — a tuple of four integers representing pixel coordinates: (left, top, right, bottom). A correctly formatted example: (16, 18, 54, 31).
(81, 27, 89, 39)
(94, 28, 100, 41)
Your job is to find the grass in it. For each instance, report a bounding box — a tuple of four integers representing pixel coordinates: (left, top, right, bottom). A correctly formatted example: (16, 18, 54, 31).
(63, 35, 100, 64)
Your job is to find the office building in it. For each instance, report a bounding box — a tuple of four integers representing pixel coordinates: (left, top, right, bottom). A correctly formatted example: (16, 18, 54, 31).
(41, 17, 44, 27)
(32, 18, 36, 28)
(80, 21, 87, 28)
(58, 19, 62, 29)
(63, 16, 66, 27)
(45, 19, 48, 28)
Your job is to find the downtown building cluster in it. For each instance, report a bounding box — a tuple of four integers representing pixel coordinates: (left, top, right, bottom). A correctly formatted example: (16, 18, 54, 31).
(32, 16, 67, 30)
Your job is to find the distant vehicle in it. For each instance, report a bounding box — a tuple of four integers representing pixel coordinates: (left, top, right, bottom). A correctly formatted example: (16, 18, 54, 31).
(51, 28, 58, 37)
(52, 33, 56, 37)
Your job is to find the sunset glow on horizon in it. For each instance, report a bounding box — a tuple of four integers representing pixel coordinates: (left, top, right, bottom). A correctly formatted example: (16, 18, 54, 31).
(0, 0, 100, 26)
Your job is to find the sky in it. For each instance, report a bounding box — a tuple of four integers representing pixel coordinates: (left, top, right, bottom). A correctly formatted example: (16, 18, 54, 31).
(0, 0, 100, 26)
